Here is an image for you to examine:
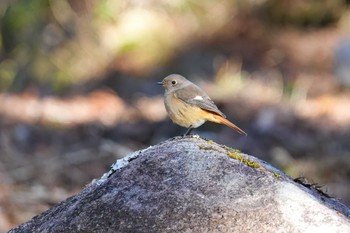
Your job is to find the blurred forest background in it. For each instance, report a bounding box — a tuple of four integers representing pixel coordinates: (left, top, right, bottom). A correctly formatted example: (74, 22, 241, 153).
(1, 0, 350, 230)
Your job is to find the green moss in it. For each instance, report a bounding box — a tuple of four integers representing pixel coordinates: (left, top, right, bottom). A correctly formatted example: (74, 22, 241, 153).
(198, 145, 216, 151)
(205, 139, 215, 144)
(198, 144, 261, 169)
(197, 140, 285, 178)
(226, 150, 261, 169)
(220, 144, 241, 154)
(273, 172, 282, 179)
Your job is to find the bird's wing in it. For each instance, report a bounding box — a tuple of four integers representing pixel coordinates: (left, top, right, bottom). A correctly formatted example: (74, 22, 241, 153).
(174, 84, 226, 118)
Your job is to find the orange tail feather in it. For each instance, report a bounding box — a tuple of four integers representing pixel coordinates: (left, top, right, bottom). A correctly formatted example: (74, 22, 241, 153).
(208, 114, 247, 136)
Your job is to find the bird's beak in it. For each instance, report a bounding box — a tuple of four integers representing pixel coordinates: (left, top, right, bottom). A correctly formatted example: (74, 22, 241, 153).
(157, 81, 163, 85)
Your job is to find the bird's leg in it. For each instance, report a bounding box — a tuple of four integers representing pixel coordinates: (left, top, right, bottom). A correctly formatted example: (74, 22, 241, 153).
(183, 126, 193, 137)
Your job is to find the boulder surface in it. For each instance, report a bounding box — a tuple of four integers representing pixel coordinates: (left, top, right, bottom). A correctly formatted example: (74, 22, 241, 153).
(9, 136, 350, 232)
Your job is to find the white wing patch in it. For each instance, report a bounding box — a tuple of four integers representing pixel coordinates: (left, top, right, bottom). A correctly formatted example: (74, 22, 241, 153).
(194, 95, 204, 100)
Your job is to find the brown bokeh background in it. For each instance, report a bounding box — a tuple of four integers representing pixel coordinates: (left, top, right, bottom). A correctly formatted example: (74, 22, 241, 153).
(1, 0, 350, 231)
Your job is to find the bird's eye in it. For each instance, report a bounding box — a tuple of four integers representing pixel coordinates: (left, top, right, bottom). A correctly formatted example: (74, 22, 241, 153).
(171, 80, 177, 85)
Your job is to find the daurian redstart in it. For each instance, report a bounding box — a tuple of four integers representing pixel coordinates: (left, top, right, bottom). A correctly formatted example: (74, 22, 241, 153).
(158, 74, 247, 136)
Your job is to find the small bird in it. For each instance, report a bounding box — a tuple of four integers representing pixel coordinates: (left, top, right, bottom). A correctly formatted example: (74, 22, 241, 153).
(158, 74, 247, 136)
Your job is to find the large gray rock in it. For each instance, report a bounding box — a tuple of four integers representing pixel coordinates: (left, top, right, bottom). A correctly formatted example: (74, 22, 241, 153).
(9, 136, 350, 232)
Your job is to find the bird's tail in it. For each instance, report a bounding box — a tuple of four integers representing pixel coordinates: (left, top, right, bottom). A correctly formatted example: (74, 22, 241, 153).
(208, 114, 247, 136)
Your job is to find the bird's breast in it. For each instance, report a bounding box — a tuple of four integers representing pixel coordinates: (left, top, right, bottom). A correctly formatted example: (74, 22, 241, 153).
(164, 93, 206, 128)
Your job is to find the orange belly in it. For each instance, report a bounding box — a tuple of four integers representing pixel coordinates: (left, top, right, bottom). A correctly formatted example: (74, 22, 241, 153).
(165, 93, 207, 128)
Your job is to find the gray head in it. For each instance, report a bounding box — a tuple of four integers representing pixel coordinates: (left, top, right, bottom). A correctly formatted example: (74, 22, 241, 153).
(157, 74, 192, 92)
